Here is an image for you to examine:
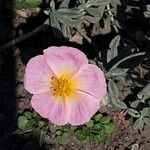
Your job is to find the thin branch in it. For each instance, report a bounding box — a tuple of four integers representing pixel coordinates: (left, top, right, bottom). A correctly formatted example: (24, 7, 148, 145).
(0, 24, 47, 52)
(106, 4, 118, 33)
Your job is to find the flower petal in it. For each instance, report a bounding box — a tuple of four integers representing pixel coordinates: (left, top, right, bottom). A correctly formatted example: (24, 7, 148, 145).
(24, 55, 54, 94)
(43, 46, 88, 77)
(68, 91, 100, 125)
(72, 64, 107, 99)
(31, 92, 71, 125)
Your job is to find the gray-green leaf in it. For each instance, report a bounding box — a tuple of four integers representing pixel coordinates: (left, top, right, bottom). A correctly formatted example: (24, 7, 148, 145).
(18, 116, 29, 130)
(127, 108, 140, 118)
(109, 35, 120, 59)
(133, 118, 144, 130)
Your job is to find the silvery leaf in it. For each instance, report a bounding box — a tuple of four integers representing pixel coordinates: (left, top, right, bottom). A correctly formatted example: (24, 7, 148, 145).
(60, 0, 70, 8)
(133, 118, 144, 130)
(50, 0, 55, 9)
(108, 68, 128, 77)
(107, 49, 112, 63)
(140, 108, 149, 118)
(127, 108, 140, 118)
(143, 117, 150, 126)
(131, 100, 140, 108)
(109, 35, 120, 59)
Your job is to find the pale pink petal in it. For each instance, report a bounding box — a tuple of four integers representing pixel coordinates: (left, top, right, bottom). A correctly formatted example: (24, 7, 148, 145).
(72, 64, 107, 100)
(31, 92, 71, 125)
(68, 91, 100, 125)
(24, 55, 54, 94)
(43, 46, 88, 77)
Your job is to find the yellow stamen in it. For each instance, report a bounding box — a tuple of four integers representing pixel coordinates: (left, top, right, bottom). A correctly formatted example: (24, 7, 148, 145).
(50, 75, 76, 98)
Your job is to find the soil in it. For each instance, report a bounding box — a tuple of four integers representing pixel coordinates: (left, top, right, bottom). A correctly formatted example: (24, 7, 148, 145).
(0, 0, 150, 150)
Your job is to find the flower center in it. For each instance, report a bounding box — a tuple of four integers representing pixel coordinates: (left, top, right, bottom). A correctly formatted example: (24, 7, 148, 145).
(50, 75, 75, 97)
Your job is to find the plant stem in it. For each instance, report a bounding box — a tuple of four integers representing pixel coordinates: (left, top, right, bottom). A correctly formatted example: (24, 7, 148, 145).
(0, 24, 47, 52)
(109, 52, 146, 71)
(106, 4, 118, 33)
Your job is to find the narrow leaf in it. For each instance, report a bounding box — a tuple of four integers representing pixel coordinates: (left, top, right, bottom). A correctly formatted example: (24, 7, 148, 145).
(107, 68, 128, 77)
(127, 108, 140, 118)
(140, 108, 149, 118)
(60, 0, 70, 8)
(143, 117, 150, 126)
(133, 118, 144, 130)
(109, 35, 120, 59)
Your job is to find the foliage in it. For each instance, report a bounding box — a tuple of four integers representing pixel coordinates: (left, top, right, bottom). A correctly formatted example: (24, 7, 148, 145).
(17, 110, 49, 133)
(42, 0, 121, 40)
(97, 35, 149, 131)
(14, 0, 42, 9)
(55, 113, 117, 144)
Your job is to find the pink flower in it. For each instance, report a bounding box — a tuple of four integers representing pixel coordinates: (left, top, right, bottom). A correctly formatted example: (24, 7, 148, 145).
(24, 46, 106, 126)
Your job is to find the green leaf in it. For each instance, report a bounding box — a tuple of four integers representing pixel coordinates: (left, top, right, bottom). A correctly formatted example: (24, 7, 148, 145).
(141, 108, 149, 118)
(111, 99, 127, 109)
(137, 93, 143, 100)
(100, 116, 110, 124)
(127, 108, 140, 118)
(108, 80, 127, 109)
(18, 116, 29, 130)
(62, 132, 68, 139)
(133, 118, 144, 130)
(61, 24, 71, 38)
(144, 5, 150, 18)
(143, 117, 150, 126)
(32, 111, 38, 118)
(86, 120, 94, 128)
(84, 15, 99, 23)
(14, 0, 42, 9)
(94, 114, 103, 122)
(111, 0, 121, 7)
(50, 0, 55, 9)
(75, 130, 87, 141)
(60, 0, 70, 8)
(23, 111, 32, 120)
(29, 119, 36, 127)
(85, 4, 105, 19)
(93, 123, 101, 130)
(109, 35, 120, 59)
(79, 0, 86, 4)
(104, 122, 117, 133)
(138, 83, 150, 102)
(108, 80, 118, 98)
(101, 17, 111, 34)
(82, 127, 90, 135)
(107, 49, 112, 63)
(69, 126, 77, 132)
(38, 121, 46, 128)
(107, 68, 129, 77)
(56, 136, 62, 144)
(50, 12, 62, 39)
(57, 8, 81, 17)
(131, 100, 140, 108)
(97, 131, 108, 141)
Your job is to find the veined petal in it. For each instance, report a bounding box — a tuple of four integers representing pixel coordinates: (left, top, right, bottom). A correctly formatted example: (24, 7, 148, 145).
(67, 91, 100, 125)
(43, 46, 88, 77)
(72, 64, 107, 100)
(24, 55, 54, 94)
(31, 92, 71, 125)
